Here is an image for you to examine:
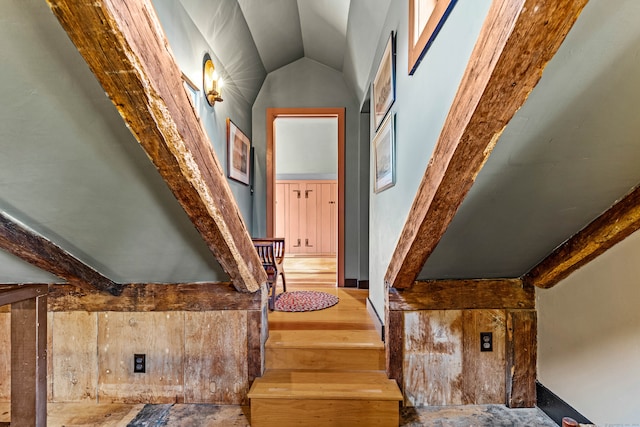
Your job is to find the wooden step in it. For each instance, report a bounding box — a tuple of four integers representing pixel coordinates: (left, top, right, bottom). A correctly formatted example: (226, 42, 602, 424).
(266, 330, 385, 370)
(248, 369, 402, 427)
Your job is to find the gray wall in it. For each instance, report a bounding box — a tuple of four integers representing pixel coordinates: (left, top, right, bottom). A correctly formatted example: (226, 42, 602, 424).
(363, 0, 492, 318)
(537, 229, 640, 424)
(154, 0, 255, 231)
(0, 0, 228, 283)
(252, 58, 361, 279)
(275, 117, 338, 180)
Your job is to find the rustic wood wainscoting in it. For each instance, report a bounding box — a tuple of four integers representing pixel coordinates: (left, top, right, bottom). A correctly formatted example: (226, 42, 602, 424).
(0, 283, 267, 405)
(387, 279, 536, 408)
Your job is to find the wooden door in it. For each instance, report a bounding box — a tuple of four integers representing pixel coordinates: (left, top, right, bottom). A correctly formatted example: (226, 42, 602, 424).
(275, 180, 336, 255)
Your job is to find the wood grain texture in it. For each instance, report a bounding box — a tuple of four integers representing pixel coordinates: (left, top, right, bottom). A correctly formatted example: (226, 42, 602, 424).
(524, 185, 640, 288)
(389, 279, 533, 311)
(506, 310, 537, 408)
(184, 311, 248, 404)
(0, 215, 121, 295)
(0, 313, 9, 401)
(11, 295, 47, 427)
(462, 310, 506, 404)
(250, 398, 399, 427)
(97, 312, 184, 403)
(51, 312, 98, 402)
(247, 309, 264, 385)
(46, 0, 265, 293)
(386, 309, 404, 391)
(403, 310, 463, 406)
(48, 283, 261, 312)
(385, 0, 589, 288)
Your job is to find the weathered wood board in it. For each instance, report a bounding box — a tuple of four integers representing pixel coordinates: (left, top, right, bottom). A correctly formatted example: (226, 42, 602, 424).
(506, 310, 537, 408)
(97, 312, 184, 403)
(184, 311, 248, 404)
(0, 313, 9, 401)
(403, 310, 463, 406)
(462, 310, 506, 404)
(51, 312, 98, 401)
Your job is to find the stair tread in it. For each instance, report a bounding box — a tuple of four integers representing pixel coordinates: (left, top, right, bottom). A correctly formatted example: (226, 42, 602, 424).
(248, 369, 403, 401)
(267, 330, 383, 349)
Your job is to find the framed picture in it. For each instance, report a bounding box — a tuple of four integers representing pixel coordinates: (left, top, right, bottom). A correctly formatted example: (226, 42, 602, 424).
(372, 32, 396, 132)
(408, 0, 457, 75)
(226, 118, 251, 185)
(373, 113, 395, 193)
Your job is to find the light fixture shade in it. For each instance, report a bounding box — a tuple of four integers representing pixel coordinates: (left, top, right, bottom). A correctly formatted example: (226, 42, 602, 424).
(203, 53, 223, 106)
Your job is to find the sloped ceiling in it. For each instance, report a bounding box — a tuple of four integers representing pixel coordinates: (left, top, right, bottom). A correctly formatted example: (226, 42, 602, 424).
(0, 0, 226, 283)
(420, 0, 640, 279)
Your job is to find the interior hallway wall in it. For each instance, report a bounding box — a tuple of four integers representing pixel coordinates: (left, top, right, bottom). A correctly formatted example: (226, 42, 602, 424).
(537, 228, 640, 425)
(252, 58, 361, 281)
(361, 0, 492, 320)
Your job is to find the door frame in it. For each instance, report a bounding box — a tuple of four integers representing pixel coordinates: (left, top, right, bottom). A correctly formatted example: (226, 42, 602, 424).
(266, 107, 345, 286)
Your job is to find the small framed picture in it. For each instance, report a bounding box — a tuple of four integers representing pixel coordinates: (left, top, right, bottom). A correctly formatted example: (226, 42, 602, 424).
(408, 0, 457, 75)
(372, 32, 396, 131)
(373, 113, 395, 193)
(226, 118, 251, 185)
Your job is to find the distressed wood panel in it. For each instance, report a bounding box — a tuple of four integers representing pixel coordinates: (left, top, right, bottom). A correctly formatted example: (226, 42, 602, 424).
(389, 279, 533, 311)
(506, 310, 537, 408)
(0, 313, 9, 401)
(184, 311, 247, 404)
(52, 312, 98, 401)
(403, 310, 463, 406)
(247, 309, 265, 385)
(11, 295, 47, 426)
(98, 312, 184, 403)
(47, 0, 266, 293)
(462, 310, 506, 404)
(386, 309, 403, 391)
(48, 283, 261, 312)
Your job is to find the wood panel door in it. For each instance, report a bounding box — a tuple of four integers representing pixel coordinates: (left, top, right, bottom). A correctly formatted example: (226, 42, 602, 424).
(275, 180, 336, 255)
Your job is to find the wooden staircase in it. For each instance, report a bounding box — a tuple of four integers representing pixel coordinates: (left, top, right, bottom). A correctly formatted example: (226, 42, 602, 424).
(248, 288, 403, 426)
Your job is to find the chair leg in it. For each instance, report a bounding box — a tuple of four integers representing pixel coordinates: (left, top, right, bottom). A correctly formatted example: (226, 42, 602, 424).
(268, 280, 275, 311)
(281, 272, 287, 293)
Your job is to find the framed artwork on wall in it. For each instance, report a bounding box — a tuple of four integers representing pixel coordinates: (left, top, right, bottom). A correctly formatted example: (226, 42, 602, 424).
(372, 32, 396, 132)
(373, 113, 395, 193)
(408, 0, 457, 75)
(226, 118, 251, 185)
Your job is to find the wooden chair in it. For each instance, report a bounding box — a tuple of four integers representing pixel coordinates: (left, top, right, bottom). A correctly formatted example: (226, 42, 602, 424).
(252, 238, 287, 310)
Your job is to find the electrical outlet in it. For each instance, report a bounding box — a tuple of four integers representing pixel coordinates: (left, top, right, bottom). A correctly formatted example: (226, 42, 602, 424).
(480, 332, 493, 352)
(134, 354, 146, 373)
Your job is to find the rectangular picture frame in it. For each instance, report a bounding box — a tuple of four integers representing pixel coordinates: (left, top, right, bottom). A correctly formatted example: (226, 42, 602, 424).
(408, 0, 457, 75)
(373, 113, 395, 193)
(226, 118, 251, 185)
(372, 32, 396, 132)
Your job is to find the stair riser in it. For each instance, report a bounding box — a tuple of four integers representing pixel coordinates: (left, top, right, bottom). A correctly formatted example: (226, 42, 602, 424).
(266, 348, 385, 370)
(251, 398, 399, 427)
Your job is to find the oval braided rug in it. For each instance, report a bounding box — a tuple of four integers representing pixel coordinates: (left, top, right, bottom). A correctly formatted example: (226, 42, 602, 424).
(274, 290, 339, 312)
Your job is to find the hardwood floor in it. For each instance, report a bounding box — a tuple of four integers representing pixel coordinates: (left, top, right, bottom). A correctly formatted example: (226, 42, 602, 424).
(0, 257, 557, 425)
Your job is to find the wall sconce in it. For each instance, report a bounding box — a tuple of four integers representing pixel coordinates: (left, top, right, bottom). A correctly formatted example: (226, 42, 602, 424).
(203, 53, 223, 106)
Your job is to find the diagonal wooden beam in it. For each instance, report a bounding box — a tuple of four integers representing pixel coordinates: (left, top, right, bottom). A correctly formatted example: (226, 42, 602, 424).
(0, 212, 122, 295)
(46, 0, 266, 292)
(385, 0, 588, 289)
(524, 185, 640, 289)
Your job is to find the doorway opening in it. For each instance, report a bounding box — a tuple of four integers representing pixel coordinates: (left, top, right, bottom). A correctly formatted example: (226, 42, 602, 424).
(266, 108, 345, 286)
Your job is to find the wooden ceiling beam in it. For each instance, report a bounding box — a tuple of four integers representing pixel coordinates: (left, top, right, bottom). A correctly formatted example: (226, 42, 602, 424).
(47, 0, 266, 292)
(385, 0, 588, 288)
(0, 212, 122, 295)
(524, 185, 640, 289)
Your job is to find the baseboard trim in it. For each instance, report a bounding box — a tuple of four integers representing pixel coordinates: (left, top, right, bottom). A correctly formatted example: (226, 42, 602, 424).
(536, 381, 592, 426)
(358, 279, 369, 289)
(366, 297, 384, 342)
(344, 278, 358, 288)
